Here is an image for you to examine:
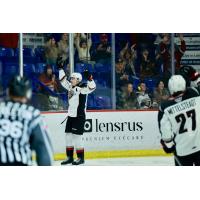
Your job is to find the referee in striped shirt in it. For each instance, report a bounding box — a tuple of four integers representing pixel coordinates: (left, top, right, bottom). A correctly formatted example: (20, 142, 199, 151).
(0, 76, 53, 166)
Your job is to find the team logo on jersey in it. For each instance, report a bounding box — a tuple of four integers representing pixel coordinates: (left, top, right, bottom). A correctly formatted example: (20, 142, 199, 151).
(68, 90, 75, 99)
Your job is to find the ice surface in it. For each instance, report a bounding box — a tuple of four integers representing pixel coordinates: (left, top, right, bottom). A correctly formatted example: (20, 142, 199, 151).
(54, 156, 174, 166)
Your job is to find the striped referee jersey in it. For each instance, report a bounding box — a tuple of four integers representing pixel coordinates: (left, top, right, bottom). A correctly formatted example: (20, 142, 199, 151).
(0, 100, 53, 166)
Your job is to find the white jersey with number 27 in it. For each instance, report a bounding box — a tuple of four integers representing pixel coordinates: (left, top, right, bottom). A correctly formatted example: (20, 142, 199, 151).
(158, 87, 200, 156)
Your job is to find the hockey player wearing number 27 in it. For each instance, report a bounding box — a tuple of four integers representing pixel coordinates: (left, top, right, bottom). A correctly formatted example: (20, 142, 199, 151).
(158, 66, 200, 166)
(59, 65, 96, 165)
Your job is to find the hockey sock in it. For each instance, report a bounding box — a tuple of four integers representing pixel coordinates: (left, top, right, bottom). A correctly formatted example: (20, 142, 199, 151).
(66, 146, 74, 158)
(76, 148, 84, 160)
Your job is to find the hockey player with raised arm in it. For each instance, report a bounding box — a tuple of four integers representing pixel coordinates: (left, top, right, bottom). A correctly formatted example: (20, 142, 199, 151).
(59, 63, 96, 165)
(0, 76, 54, 166)
(158, 74, 200, 166)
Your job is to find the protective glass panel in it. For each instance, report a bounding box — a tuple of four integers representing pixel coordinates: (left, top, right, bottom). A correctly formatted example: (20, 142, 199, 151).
(0, 33, 19, 101)
(22, 33, 113, 111)
(115, 33, 174, 110)
(74, 33, 113, 110)
(23, 33, 69, 111)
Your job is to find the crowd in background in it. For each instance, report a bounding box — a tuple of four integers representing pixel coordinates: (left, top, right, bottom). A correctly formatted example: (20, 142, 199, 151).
(0, 33, 187, 111)
(115, 33, 186, 109)
(40, 33, 112, 110)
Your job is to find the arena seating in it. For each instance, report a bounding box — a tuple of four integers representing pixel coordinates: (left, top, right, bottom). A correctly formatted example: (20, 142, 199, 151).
(15, 48, 34, 57)
(0, 33, 160, 110)
(0, 47, 14, 57)
(36, 63, 46, 74)
(87, 94, 95, 109)
(95, 95, 112, 109)
(34, 47, 45, 62)
(133, 78, 140, 90)
(75, 63, 94, 73)
(144, 78, 157, 93)
(23, 64, 36, 77)
(4, 62, 19, 76)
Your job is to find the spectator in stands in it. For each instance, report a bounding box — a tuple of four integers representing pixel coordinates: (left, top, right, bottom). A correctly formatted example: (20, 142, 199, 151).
(39, 65, 58, 92)
(74, 33, 87, 41)
(140, 49, 156, 79)
(75, 33, 92, 62)
(156, 34, 170, 76)
(95, 34, 111, 63)
(136, 82, 152, 109)
(174, 34, 186, 70)
(38, 65, 61, 110)
(44, 36, 59, 65)
(152, 80, 169, 108)
(117, 83, 138, 109)
(156, 33, 186, 81)
(115, 58, 129, 90)
(58, 33, 69, 63)
(120, 42, 137, 77)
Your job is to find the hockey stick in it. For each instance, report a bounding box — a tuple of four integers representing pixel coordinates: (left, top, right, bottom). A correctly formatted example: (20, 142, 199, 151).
(60, 116, 68, 125)
(174, 155, 182, 166)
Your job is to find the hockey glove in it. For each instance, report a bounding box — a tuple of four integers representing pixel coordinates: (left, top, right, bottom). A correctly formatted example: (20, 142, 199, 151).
(83, 70, 93, 81)
(56, 56, 66, 69)
(160, 139, 175, 154)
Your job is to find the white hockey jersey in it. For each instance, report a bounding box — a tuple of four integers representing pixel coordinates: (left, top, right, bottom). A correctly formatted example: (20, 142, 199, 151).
(158, 87, 200, 156)
(59, 69, 96, 117)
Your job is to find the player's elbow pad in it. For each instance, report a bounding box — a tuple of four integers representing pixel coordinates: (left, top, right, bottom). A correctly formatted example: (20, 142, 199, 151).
(59, 69, 66, 81)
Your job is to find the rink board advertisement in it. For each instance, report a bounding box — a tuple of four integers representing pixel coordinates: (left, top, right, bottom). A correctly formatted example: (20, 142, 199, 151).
(42, 111, 161, 157)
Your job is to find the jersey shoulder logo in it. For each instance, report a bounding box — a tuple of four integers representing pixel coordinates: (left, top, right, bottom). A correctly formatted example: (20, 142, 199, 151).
(68, 90, 75, 99)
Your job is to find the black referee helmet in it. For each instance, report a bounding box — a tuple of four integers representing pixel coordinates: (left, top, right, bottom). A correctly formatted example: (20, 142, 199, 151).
(8, 76, 32, 99)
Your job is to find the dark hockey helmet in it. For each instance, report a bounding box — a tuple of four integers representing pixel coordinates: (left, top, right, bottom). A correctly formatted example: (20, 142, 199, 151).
(8, 75, 32, 99)
(178, 65, 197, 87)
